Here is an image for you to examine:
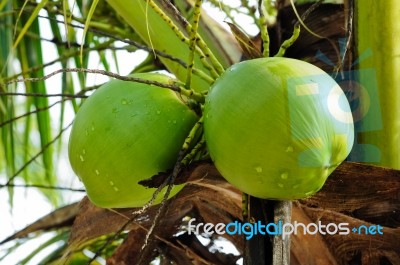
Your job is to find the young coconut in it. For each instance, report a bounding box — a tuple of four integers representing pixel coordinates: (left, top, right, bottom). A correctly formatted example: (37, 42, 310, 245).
(204, 57, 354, 200)
(68, 73, 199, 208)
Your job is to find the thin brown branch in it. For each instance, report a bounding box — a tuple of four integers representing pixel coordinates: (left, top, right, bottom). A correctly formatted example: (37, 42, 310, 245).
(38, 10, 212, 83)
(3, 40, 122, 82)
(0, 123, 73, 188)
(9, 2, 212, 83)
(0, 92, 88, 98)
(340, 0, 353, 74)
(2, 22, 85, 48)
(294, 0, 323, 28)
(2, 68, 182, 91)
(2, 183, 85, 192)
(0, 84, 99, 128)
(0, 99, 65, 128)
(36, 15, 190, 70)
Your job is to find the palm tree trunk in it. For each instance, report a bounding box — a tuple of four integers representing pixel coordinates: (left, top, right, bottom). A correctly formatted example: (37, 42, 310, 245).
(354, 0, 400, 169)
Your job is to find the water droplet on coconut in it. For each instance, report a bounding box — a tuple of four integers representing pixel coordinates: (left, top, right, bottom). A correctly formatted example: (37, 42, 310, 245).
(277, 183, 284, 188)
(109, 181, 114, 186)
(95, 169, 100, 175)
(280, 172, 288, 180)
(82, 149, 86, 155)
(79, 155, 84, 162)
(156, 110, 161, 115)
(121, 98, 128, 105)
(254, 166, 263, 173)
(286, 146, 294, 152)
(113, 187, 119, 192)
(112, 108, 119, 114)
(292, 184, 299, 189)
(173, 119, 177, 124)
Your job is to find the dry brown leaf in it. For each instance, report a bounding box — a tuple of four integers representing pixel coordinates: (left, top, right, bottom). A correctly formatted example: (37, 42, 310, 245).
(301, 162, 400, 227)
(62, 161, 400, 264)
(226, 22, 262, 60)
(0, 202, 79, 244)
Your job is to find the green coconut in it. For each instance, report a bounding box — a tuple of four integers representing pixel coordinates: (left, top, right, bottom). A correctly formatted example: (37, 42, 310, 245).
(204, 57, 354, 199)
(68, 73, 199, 208)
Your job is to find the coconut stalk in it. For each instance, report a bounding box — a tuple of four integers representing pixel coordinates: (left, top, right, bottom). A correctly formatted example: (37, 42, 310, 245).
(354, 0, 400, 169)
(244, 197, 292, 265)
(106, 0, 241, 92)
(272, 201, 291, 265)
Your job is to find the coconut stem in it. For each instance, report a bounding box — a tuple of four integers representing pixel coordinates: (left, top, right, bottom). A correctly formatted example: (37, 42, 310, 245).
(258, 0, 270, 58)
(145, 0, 220, 79)
(272, 200, 292, 265)
(274, 24, 300, 57)
(244, 199, 292, 265)
(186, 0, 203, 89)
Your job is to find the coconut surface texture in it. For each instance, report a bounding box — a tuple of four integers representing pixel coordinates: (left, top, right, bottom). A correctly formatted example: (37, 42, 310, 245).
(69, 73, 199, 208)
(204, 57, 354, 199)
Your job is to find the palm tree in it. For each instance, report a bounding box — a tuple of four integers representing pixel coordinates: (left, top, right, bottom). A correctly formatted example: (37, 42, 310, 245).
(1, 0, 399, 264)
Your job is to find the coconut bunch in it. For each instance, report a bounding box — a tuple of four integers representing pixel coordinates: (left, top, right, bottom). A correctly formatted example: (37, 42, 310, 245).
(68, 57, 353, 208)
